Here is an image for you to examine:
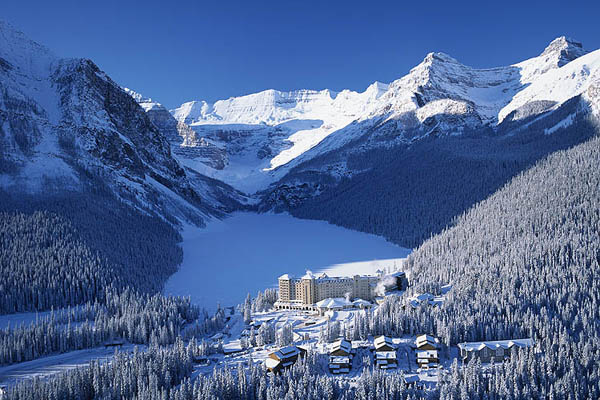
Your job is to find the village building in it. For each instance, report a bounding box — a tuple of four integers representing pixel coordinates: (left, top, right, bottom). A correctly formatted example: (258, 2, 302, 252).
(327, 339, 354, 373)
(330, 339, 353, 357)
(372, 335, 397, 369)
(352, 298, 374, 310)
(316, 297, 352, 314)
(329, 356, 351, 374)
(415, 334, 439, 350)
(416, 349, 439, 368)
(374, 335, 395, 352)
(375, 351, 398, 369)
(265, 345, 305, 373)
(457, 338, 534, 363)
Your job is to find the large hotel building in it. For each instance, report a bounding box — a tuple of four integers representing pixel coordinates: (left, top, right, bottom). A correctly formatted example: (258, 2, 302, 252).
(275, 271, 394, 311)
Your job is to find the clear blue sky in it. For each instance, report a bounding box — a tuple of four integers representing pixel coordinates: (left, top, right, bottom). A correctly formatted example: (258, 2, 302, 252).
(4, 0, 599, 108)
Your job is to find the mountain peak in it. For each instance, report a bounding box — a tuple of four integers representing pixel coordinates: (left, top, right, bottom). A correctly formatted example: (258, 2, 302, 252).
(123, 87, 153, 104)
(540, 36, 587, 66)
(0, 19, 56, 78)
(422, 52, 460, 65)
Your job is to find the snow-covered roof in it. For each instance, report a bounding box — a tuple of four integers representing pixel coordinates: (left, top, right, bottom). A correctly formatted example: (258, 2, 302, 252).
(278, 346, 299, 356)
(458, 338, 534, 352)
(279, 274, 293, 280)
(441, 284, 452, 294)
(374, 335, 395, 350)
(415, 293, 435, 301)
(352, 298, 372, 307)
(264, 358, 280, 369)
(331, 339, 352, 354)
(415, 334, 438, 347)
(316, 297, 352, 309)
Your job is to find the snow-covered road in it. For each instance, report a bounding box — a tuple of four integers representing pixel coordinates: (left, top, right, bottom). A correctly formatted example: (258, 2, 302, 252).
(0, 345, 136, 386)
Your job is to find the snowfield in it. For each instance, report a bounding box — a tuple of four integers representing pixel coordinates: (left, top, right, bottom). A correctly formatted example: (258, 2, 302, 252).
(0, 345, 137, 387)
(163, 212, 410, 311)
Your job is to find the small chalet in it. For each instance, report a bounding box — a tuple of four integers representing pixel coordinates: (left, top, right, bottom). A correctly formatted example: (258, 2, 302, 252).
(328, 339, 353, 373)
(373, 335, 395, 352)
(329, 356, 351, 374)
(265, 345, 304, 373)
(415, 334, 438, 350)
(375, 351, 398, 369)
(458, 338, 534, 363)
(416, 349, 439, 368)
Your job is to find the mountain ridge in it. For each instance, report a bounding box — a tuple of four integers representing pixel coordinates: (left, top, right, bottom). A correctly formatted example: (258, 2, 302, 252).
(0, 20, 239, 226)
(148, 36, 598, 195)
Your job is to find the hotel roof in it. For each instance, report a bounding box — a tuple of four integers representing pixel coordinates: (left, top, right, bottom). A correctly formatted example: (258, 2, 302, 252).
(458, 338, 534, 352)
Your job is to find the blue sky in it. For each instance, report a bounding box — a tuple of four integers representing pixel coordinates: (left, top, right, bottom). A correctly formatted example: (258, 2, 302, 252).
(4, 0, 599, 108)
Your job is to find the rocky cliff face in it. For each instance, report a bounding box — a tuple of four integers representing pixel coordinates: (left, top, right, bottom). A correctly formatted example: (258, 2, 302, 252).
(122, 88, 249, 209)
(0, 21, 220, 224)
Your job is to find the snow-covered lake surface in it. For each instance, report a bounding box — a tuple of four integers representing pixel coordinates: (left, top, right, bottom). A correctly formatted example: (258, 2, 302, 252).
(164, 212, 411, 311)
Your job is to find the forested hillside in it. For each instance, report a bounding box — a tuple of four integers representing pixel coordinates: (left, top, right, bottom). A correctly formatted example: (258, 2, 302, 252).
(0, 183, 183, 314)
(6, 114, 599, 400)
(283, 100, 598, 248)
(399, 121, 600, 398)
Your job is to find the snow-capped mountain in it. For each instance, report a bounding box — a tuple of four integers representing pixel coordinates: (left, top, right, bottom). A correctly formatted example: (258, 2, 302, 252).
(257, 37, 600, 247)
(121, 88, 249, 208)
(0, 21, 229, 224)
(7, 15, 597, 230)
(165, 36, 599, 194)
(167, 83, 389, 191)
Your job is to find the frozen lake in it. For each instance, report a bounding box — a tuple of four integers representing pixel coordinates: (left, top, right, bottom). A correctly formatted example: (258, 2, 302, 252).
(164, 212, 410, 311)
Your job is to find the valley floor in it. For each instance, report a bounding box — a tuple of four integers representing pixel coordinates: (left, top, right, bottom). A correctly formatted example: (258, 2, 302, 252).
(163, 212, 411, 311)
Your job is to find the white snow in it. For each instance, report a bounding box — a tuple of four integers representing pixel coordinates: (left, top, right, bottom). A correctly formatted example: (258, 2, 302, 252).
(545, 113, 576, 135)
(163, 37, 600, 194)
(499, 49, 600, 123)
(163, 212, 410, 311)
(0, 311, 54, 330)
(0, 345, 137, 387)
(169, 83, 389, 192)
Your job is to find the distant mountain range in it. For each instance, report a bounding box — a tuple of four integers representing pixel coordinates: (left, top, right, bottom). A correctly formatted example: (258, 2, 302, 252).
(2, 19, 599, 246)
(127, 36, 596, 193)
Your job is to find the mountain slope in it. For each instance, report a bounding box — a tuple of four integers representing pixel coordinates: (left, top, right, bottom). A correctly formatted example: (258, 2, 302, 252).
(400, 126, 600, 399)
(123, 88, 251, 210)
(168, 37, 595, 196)
(168, 83, 389, 192)
(258, 40, 600, 247)
(0, 21, 220, 225)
